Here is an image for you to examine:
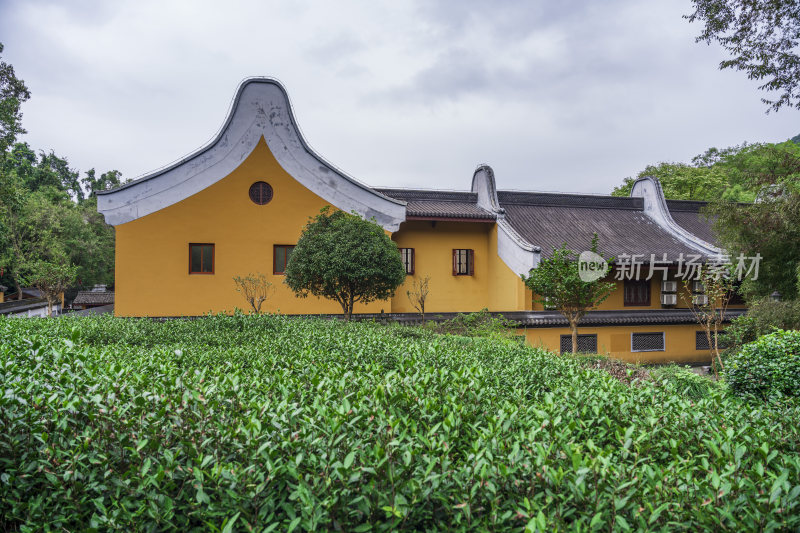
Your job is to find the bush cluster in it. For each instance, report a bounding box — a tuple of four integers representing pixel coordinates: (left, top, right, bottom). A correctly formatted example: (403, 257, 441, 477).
(2, 315, 800, 531)
(427, 308, 515, 339)
(721, 297, 800, 349)
(725, 329, 800, 400)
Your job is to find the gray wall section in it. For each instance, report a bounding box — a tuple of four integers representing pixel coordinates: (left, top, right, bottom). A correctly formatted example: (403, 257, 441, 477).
(97, 78, 406, 231)
(629, 176, 720, 256)
(472, 165, 541, 276)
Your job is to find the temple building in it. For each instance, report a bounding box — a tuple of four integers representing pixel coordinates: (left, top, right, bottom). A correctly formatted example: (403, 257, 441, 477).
(97, 78, 745, 363)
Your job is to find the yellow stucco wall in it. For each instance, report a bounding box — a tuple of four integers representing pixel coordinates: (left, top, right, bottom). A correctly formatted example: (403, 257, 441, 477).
(531, 276, 748, 311)
(390, 221, 491, 313)
(113, 135, 742, 330)
(524, 324, 716, 364)
(487, 225, 531, 311)
(115, 137, 389, 317)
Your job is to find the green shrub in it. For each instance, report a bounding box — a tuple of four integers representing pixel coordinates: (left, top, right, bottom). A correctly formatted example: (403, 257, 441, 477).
(428, 308, 514, 338)
(725, 329, 800, 400)
(651, 364, 720, 400)
(721, 297, 800, 350)
(1, 315, 800, 531)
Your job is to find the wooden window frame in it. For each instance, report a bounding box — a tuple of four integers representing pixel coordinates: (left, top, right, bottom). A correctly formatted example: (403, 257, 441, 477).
(623, 279, 651, 306)
(399, 248, 415, 275)
(249, 181, 273, 205)
(452, 249, 474, 276)
(273, 244, 295, 275)
(189, 243, 214, 275)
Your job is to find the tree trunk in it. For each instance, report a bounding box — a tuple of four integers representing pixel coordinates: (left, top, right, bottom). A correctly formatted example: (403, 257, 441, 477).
(46, 297, 53, 318)
(15, 280, 22, 301)
(570, 320, 578, 354)
(346, 294, 355, 322)
(712, 324, 724, 375)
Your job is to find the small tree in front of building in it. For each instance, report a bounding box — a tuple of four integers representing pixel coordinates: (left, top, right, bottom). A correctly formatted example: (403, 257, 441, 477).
(26, 257, 77, 317)
(406, 274, 431, 323)
(523, 235, 615, 354)
(681, 265, 736, 378)
(284, 207, 406, 321)
(233, 272, 273, 314)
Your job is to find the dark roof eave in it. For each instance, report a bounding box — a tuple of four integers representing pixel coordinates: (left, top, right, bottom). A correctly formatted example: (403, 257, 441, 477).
(406, 215, 496, 223)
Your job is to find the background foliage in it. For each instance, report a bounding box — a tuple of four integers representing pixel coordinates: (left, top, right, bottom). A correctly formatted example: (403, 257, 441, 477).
(612, 138, 800, 302)
(0, 42, 121, 300)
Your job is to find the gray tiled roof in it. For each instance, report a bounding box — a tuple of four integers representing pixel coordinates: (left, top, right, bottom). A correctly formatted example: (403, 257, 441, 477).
(666, 200, 718, 245)
(497, 191, 705, 259)
(285, 308, 746, 327)
(72, 291, 115, 306)
(375, 188, 496, 220)
(503, 308, 746, 327)
(70, 304, 114, 316)
(376, 186, 722, 256)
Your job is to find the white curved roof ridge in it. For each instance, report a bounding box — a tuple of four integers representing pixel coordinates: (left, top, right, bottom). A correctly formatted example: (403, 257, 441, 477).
(472, 164, 541, 275)
(629, 175, 721, 256)
(96, 77, 407, 230)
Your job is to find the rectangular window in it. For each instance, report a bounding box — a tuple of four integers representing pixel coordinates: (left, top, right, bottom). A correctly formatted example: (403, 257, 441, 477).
(696, 330, 729, 350)
(560, 334, 598, 354)
(631, 332, 665, 352)
(274, 245, 295, 275)
(399, 248, 415, 275)
(624, 279, 651, 306)
(452, 249, 474, 276)
(189, 243, 214, 274)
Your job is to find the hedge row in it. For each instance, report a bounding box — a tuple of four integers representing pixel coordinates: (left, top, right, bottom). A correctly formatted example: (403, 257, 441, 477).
(1, 314, 799, 531)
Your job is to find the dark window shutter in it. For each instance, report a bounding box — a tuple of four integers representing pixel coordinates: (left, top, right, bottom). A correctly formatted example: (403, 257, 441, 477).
(468, 249, 474, 275)
(410, 248, 415, 275)
(452, 249, 457, 275)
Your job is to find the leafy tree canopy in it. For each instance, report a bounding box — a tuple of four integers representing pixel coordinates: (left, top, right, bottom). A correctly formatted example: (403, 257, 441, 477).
(706, 141, 800, 300)
(612, 144, 758, 202)
(687, 0, 800, 112)
(0, 43, 30, 153)
(284, 208, 406, 320)
(0, 44, 122, 301)
(523, 235, 615, 354)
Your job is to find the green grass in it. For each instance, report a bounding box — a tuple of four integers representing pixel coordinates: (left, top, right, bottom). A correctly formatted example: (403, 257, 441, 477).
(1, 314, 799, 531)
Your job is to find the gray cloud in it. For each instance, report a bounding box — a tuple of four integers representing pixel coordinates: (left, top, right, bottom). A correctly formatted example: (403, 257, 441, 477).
(0, 0, 797, 196)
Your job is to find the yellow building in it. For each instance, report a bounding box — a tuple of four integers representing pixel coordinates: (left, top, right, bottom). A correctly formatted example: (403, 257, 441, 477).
(97, 78, 745, 364)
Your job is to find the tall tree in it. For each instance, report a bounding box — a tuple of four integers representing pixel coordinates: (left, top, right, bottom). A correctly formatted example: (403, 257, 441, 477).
(707, 141, 800, 300)
(82, 168, 123, 199)
(27, 256, 77, 317)
(0, 43, 30, 153)
(285, 208, 406, 321)
(0, 43, 120, 301)
(523, 235, 615, 354)
(612, 145, 752, 202)
(687, 0, 800, 112)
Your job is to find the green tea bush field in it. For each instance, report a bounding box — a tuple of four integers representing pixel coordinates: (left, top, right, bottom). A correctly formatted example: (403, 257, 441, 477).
(1, 315, 800, 531)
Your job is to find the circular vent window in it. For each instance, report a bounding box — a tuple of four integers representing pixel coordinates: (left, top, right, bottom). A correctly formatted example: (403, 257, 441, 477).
(249, 181, 273, 205)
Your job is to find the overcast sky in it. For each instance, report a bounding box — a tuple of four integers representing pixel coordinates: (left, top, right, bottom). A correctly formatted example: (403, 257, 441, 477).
(1, 0, 798, 195)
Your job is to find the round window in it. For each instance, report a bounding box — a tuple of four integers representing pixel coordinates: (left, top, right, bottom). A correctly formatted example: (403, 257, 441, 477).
(249, 181, 273, 205)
